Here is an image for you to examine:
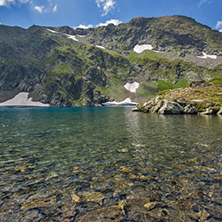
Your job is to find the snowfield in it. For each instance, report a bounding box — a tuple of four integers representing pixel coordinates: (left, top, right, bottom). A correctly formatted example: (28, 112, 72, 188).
(0, 92, 50, 107)
(101, 98, 138, 106)
(96, 45, 106, 49)
(197, 52, 217, 59)
(124, 82, 140, 93)
(133, 44, 153, 53)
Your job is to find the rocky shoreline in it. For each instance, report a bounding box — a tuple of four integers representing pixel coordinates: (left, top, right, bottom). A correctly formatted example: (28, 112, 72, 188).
(133, 96, 222, 115)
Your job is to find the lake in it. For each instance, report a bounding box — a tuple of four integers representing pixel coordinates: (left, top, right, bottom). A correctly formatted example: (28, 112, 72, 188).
(0, 107, 222, 221)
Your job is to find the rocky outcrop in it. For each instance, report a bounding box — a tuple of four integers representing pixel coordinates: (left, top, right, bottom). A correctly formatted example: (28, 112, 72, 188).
(135, 96, 222, 115)
(190, 80, 211, 88)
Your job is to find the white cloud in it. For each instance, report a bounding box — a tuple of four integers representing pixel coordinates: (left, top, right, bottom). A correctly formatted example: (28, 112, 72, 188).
(216, 21, 222, 29)
(96, 0, 116, 16)
(0, 0, 30, 6)
(19, 0, 29, 3)
(220, 29, 222, 33)
(34, 5, 44, 13)
(0, 0, 14, 6)
(75, 24, 93, 29)
(75, 19, 122, 30)
(53, 4, 57, 12)
(96, 19, 122, 27)
(198, 0, 213, 7)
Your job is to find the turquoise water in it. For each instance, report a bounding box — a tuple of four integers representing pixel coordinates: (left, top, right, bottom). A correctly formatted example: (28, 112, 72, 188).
(0, 107, 222, 221)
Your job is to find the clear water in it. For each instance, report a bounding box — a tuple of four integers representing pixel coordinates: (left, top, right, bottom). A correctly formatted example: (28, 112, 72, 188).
(0, 107, 221, 221)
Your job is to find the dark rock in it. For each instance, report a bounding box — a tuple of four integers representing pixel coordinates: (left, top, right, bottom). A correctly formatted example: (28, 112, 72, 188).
(174, 98, 187, 107)
(132, 107, 140, 112)
(190, 80, 211, 88)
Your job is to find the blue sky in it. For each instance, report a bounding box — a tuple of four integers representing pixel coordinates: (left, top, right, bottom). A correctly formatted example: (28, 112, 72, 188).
(0, 0, 222, 32)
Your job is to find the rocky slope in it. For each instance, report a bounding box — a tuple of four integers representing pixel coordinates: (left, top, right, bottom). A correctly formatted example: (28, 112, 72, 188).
(0, 15, 222, 107)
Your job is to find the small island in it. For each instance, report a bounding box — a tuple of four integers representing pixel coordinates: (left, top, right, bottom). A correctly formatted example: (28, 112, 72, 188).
(133, 79, 222, 115)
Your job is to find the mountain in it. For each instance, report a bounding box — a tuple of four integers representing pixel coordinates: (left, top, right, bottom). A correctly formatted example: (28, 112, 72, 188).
(0, 15, 222, 107)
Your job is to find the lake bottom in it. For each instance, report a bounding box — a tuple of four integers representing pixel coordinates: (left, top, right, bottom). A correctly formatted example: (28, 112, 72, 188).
(0, 107, 222, 221)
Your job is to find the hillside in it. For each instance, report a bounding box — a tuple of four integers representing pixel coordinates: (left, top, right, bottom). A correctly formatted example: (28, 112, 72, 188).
(0, 15, 222, 107)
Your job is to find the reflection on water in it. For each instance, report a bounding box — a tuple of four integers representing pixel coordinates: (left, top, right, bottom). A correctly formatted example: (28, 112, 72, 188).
(0, 107, 222, 221)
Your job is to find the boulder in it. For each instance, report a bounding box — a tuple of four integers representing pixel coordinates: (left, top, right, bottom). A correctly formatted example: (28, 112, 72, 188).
(184, 104, 198, 114)
(142, 99, 155, 112)
(199, 108, 215, 115)
(151, 100, 165, 113)
(158, 100, 184, 114)
(174, 98, 187, 107)
(217, 108, 222, 115)
(155, 96, 162, 103)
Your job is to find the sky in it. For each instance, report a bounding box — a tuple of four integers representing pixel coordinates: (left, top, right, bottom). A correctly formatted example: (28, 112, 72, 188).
(0, 0, 222, 32)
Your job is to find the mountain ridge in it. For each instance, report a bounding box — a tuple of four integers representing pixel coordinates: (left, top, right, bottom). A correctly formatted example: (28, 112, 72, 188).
(0, 15, 222, 107)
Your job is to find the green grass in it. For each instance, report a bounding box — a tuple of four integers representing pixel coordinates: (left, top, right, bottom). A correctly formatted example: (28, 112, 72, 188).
(209, 78, 222, 87)
(157, 79, 188, 91)
(127, 50, 163, 64)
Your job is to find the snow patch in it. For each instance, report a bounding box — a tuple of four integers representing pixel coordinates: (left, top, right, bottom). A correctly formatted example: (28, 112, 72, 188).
(47, 29, 58, 33)
(101, 98, 138, 106)
(0, 92, 50, 107)
(124, 82, 140, 93)
(133, 44, 153, 53)
(96, 45, 106, 49)
(65, 34, 78, 41)
(197, 52, 217, 60)
(77, 35, 86, 38)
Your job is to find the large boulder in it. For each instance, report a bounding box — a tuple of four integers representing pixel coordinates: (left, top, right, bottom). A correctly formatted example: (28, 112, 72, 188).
(184, 104, 198, 114)
(158, 100, 184, 114)
(174, 98, 187, 107)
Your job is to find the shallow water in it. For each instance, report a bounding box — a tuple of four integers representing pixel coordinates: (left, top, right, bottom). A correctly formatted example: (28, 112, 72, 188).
(0, 107, 221, 221)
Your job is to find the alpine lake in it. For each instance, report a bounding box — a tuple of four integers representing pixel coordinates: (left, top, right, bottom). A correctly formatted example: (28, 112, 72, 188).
(0, 106, 222, 221)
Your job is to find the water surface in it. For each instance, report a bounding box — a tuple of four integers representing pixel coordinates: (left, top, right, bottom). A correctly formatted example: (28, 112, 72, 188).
(0, 107, 222, 221)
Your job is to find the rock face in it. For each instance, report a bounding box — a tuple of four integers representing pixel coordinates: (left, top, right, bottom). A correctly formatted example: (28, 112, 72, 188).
(136, 97, 185, 114)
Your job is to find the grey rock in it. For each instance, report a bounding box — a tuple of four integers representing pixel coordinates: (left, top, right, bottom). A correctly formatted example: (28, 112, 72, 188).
(174, 98, 187, 107)
(142, 99, 155, 112)
(217, 108, 222, 115)
(155, 96, 162, 103)
(199, 108, 215, 115)
(191, 99, 204, 106)
(158, 100, 184, 114)
(184, 104, 197, 114)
